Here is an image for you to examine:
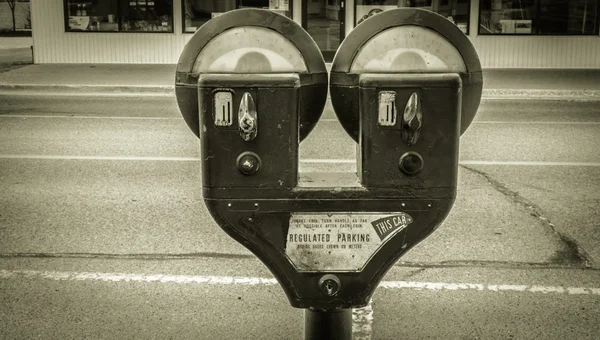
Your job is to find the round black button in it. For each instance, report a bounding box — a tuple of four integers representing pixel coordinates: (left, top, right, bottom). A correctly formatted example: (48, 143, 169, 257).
(237, 152, 261, 175)
(399, 152, 424, 175)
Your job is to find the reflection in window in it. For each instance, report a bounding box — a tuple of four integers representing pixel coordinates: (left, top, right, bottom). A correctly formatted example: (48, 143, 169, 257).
(479, 0, 599, 35)
(65, 0, 173, 32)
(356, 0, 470, 34)
(183, 0, 291, 33)
(306, 0, 343, 53)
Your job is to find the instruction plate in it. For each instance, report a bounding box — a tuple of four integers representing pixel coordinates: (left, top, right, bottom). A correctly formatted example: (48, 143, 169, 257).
(286, 213, 413, 272)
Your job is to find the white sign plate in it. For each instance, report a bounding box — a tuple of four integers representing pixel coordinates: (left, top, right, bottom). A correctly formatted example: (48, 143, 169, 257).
(286, 213, 414, 272)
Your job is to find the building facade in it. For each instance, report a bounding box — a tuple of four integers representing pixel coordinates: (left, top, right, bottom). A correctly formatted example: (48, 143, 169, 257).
(31, 0, 600, 68)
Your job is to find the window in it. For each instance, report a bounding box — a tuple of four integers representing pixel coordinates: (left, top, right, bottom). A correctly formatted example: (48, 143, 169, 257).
(65, 0, 173, 32)
(479, 0, 599, 35)
(183, 0, 292, 33)
(355, 0, 471, 34)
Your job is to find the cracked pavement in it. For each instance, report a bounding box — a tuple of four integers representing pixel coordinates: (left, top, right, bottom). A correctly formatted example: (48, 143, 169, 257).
(460, 165, 591, 268)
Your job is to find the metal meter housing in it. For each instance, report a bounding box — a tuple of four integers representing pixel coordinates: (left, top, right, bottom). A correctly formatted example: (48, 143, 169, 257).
(330, 8, 483, 142)
(175, 9, 328, 142)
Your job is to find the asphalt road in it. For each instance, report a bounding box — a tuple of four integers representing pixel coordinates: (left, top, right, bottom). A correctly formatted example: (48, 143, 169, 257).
(1, 94, 599, 339)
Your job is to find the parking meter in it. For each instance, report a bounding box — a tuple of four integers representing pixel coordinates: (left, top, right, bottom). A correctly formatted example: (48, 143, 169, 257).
(175, 9, 327, 143)
(330, 8, 482, 143)
(175, 7, 482, 316)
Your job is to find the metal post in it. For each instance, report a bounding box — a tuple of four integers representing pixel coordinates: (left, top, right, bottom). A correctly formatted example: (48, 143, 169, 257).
(304, 308, 353, 340)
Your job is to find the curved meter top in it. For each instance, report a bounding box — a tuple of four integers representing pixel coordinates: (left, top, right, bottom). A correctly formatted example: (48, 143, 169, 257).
(350, 25, 467, 73)
(193, 27, 308, 74)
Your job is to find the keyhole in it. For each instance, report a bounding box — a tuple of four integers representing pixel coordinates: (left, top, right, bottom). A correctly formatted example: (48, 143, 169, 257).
(320, 277, 340, 296)
(318, 274, 341, 297)
(325, 281, 335, 295)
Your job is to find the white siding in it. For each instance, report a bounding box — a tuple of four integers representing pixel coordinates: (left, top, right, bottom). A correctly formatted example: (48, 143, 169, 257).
(31, 0, 600, 68)
(31, 0, 192, 64)
(473, 36, 600, 69)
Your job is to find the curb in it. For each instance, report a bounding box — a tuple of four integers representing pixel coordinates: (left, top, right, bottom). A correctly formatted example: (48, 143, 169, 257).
(1, 84, 600, 100)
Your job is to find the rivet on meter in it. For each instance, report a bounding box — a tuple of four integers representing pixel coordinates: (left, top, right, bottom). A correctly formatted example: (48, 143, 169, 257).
(237, 152, 261, 175)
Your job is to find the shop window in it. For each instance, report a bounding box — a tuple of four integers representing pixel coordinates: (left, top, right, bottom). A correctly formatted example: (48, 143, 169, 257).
(479, 0, 599, 35)
(355, 0, 471, 34)
(65, 0, 174, 32)
(182, 0, 292, 33)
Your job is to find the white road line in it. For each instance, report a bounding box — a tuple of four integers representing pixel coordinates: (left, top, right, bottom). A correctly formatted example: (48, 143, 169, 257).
(301, 159, 355, 163)
(0, 115, 180, 120)
(2, 115, 599, 125)
(0, 270, 279, 285)
(353, 299, 374, 340)
(316, 119, 600, 125)
(0, 155, 354, 163)
(474, 121, 600, 125)
(0, 91, 173, 97)
(302, 160, 600, 167)
(460, 160, 600, 167)
(482, 96, 600, 102)
(0, 155, 200, 161)
(1, 155, 599, 167)
(2, 270, 600, 296)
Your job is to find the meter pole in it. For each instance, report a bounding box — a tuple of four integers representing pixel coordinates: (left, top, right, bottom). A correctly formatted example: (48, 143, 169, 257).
(304, 308, 353, 340)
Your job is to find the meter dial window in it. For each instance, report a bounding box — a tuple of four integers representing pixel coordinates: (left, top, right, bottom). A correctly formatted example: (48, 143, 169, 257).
(350, 25, 467, 73)
(193, 27, 308, 74)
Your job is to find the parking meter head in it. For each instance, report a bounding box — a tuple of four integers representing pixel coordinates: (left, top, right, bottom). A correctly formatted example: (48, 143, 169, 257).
(175, 8, 328, 142)
(330, 8, 483, 142)
(173, 8, 481, 311)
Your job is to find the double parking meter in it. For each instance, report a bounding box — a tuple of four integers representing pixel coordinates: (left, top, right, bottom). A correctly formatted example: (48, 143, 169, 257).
(175, 8, 482, 313)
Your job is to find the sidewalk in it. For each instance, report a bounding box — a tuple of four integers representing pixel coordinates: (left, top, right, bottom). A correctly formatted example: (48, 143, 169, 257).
(0, 63, 599, 99)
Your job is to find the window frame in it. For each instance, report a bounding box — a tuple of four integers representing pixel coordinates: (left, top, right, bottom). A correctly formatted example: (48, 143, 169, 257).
(180, 0, 295, 34)
(477, 0, 600, 36)
(63, 0, 175, 34)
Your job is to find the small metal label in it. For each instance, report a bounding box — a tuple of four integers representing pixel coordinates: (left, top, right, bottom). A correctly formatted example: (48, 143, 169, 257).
(286, 212, 413, 272)
(378, 91, 397, 126)
(213, 91, 233, 126)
